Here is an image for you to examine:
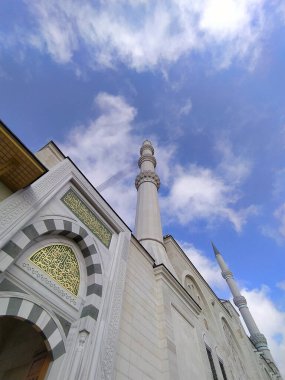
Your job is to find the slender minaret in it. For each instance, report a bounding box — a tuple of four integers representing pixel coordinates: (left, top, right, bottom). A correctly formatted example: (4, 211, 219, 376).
(212, 243, 277, 367)
(135, 140, 176, 274)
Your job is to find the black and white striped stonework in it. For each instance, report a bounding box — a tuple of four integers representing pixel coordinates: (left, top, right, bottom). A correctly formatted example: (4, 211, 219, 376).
(0, 218, 103, 321)
(0, 296, 65, 360)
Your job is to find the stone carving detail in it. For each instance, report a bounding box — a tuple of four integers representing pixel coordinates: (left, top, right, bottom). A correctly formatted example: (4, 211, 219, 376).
(0, 160, 71, 233)
(135, 171, 160, 190)
(233, 295, 247, 308)
(61, 189, 112, 248)
(22, 262, 77, 306)
(68, 330, 89, 380)
(138, 154, 156, 168)
(29, 244, 80, 296)
(250, 333, 268, 348)
(222, 270, 233, 280)
(101, 237, 129, 379)
(140, 141, 154, 155)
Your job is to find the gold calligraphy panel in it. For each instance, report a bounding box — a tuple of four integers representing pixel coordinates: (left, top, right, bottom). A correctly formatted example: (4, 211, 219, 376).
(61, 189, 112, 248)
(29, 244, 80, 296)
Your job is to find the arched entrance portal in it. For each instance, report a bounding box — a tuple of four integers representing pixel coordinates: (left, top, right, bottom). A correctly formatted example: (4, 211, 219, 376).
(0, 316, 51, 380)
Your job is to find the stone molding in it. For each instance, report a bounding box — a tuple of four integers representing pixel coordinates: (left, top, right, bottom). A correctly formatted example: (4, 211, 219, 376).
(0, 159, 127, 247)
(138, 154, 156, 168)
(0, 160, 71, 236)
(135, 171, 160, 190)
(154, 264, 201, 315)
(233, 295, 247, 308)
(0, 295, 66, 360)
(22, 262, 78, 306)
(140, 141, 154, 155)
(222, 270, 233, 280)
(250, 333, 268, 349)
(100, 235, 129, 380)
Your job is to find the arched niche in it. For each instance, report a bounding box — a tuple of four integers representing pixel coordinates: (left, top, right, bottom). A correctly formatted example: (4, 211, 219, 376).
(221, 317, 248, 380)
(184, 274, 206, 309)
(1, 218, 103, 322)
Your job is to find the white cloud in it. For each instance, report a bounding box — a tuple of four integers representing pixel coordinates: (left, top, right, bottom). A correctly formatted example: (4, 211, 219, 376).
(20, 0, 266, 71)
(241, 286, 285, 378)
(59, 92, 139, 226)
(59, 92, 254, 233)
(59, 92, 175, 227)
(215, 139, 252, 184)
(162, 162, 256, 232)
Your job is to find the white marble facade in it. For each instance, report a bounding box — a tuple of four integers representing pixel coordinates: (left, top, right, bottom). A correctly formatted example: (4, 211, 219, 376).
(0, 139, 282, 380)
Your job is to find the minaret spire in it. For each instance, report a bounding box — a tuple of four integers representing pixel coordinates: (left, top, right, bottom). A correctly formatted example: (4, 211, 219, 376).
(212, 243, 277, 368)
(135, 140, 176, 274)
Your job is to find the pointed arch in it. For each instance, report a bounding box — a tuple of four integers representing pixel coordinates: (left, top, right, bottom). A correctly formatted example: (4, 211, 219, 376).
(0, 218, 103, 320)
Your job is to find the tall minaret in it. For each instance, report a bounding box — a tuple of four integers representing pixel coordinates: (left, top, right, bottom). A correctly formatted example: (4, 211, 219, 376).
(212, 243, 277, 367)
(135, 140, 176, 274)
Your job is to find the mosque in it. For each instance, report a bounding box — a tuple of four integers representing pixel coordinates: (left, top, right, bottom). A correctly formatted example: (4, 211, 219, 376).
(0, 121, 282, 379)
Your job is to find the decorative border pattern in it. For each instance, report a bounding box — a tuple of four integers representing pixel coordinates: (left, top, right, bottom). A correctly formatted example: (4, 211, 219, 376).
(61, 189, 112, 248)
(22, 262, 77, 306)
(0, 218, 103, 320)
(0, 296, 65, 360)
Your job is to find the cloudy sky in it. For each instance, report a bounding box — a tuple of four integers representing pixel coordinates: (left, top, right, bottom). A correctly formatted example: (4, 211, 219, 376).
(1, 0, 285, 375)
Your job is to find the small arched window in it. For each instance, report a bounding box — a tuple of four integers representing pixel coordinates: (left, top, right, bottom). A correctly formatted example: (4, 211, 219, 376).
(185, 275, 202, 307)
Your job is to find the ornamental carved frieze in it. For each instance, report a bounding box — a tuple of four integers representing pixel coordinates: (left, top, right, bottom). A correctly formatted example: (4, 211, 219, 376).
(61, 188, 112, 248)
(140, 141, 154, 155)
(250, 333, 268, 348)
(138, 154, 157, 168)
(233, 295, 247, 308)
(222, 270, 233, 280)
(135, 171, 160, 190)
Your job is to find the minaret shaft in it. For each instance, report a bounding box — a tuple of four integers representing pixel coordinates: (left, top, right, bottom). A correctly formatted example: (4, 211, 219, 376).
(134, 141, 176, 274)
(212, 243, 276, 365)
(135, 181, 163, 242)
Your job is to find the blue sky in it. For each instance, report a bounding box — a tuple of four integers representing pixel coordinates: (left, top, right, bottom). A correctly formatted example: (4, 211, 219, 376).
(1, 0, 285, 373)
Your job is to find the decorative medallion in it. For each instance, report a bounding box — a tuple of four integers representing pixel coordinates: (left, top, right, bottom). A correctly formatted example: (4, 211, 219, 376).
(61, 189, 112, 248)
(29, 244, 80, 296)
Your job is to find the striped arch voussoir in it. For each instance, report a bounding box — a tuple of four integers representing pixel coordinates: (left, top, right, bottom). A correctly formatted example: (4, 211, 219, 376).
(0, 219, 103, 320)
(0, 296, 65, 360)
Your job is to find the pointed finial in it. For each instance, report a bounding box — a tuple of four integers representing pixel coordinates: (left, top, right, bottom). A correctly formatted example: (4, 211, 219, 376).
(211, 241, 221, 256)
